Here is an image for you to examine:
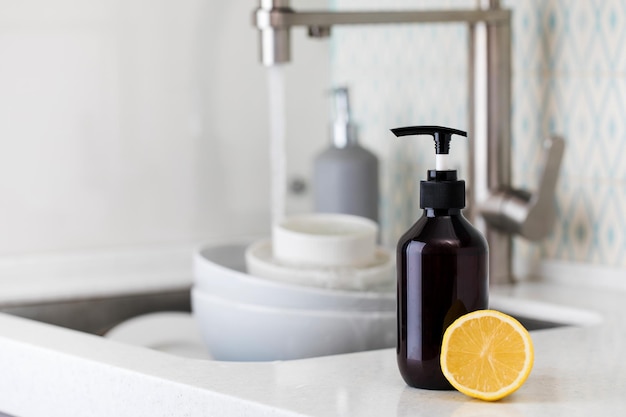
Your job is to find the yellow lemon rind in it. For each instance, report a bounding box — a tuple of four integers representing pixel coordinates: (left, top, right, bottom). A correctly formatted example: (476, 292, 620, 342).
(440, 309, 535, 402)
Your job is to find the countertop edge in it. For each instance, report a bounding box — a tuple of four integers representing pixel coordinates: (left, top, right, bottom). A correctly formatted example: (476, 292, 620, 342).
(0, 313, 308, 417)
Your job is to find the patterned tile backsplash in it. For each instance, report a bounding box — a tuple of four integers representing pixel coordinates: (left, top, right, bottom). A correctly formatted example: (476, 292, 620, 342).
(330, 0, 626, 269)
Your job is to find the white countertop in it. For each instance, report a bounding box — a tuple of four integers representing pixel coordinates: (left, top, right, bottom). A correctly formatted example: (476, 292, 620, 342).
(0, 278, 623, 417)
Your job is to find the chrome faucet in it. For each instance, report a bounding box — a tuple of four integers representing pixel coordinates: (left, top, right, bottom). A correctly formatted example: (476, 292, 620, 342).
(253, 0, 565, 284)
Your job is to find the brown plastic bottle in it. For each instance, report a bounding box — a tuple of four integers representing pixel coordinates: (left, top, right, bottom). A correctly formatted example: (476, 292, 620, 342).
(391, 126, 489, 390)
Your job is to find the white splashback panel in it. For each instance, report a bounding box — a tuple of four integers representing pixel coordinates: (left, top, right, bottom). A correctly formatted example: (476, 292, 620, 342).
(0, 0, 329, 255)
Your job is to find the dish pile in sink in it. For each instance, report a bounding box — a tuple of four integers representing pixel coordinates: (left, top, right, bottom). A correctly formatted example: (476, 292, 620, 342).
(192, 213, 396, 361)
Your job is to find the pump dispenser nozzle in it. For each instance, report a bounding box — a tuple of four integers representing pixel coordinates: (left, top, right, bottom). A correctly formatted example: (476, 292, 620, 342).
(390, 125, 467, 171)
(391, 125, 468, 209)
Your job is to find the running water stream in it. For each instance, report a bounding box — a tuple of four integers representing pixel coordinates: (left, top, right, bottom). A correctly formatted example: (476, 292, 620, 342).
(267, 66, 287, 227)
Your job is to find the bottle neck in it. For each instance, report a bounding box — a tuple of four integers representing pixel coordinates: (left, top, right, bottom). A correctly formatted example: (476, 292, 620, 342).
(425, 208, 462, 217)
(332, 123, 358, 148)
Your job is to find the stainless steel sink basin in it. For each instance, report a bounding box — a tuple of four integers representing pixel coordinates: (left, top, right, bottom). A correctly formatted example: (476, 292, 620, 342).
(0, 289, 601, 337)
(490, 294, 603, 331)
(0, 289, 191, 335)
(506, 315, 564, 331)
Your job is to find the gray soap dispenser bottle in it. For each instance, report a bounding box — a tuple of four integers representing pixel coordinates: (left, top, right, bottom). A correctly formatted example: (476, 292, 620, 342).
(313, 87, 379, 222)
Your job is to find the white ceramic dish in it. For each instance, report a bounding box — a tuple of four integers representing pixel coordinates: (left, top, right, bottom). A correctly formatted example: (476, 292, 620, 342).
(104, 312, 211, 360)
(272, 213, 378, 267)
(245, 239, 394, 291)
(193, 241, 395, 312)
(191, 288, 395, 361)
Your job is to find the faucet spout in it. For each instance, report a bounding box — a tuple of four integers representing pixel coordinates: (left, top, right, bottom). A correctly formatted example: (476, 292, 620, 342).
(253, 1, 510, 67)
(255, 0, 293, 65)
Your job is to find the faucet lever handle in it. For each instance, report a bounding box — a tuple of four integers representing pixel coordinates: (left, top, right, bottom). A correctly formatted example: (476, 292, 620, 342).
(480, 135, 565, 241)
(536, 135, 565, 206)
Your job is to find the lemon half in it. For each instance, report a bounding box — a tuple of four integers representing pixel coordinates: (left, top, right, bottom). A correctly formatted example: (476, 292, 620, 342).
(440, 309, 534, 401)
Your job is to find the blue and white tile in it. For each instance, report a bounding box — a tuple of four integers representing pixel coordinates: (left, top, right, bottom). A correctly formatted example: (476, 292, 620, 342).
(332, 0, 626, 270)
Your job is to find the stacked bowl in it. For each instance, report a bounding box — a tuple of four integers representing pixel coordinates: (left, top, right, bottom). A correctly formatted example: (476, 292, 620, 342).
(192, 213, 396, 361)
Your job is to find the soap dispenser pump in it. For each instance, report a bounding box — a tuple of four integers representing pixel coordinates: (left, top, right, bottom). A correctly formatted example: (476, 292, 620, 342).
(313, 87, 379, 222)
(390, 125, 489, 390)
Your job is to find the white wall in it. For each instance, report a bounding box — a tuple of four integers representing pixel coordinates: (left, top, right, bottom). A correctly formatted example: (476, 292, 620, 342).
(0, 0, 330, 256)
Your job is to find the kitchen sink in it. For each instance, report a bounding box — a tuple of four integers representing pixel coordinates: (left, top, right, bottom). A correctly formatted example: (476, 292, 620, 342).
(505, 315, 564, 331)
(490, 294, 602, 331)
(0, 289, 601, 338)
(0, 289, 191, 336)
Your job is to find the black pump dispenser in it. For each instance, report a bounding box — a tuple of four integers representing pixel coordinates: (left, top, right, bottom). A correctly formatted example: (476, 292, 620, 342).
(391, 126, 467, 209)
(390, 125, 488, 390)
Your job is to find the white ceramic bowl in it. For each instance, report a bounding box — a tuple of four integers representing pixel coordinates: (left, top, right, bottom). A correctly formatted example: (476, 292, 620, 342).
(105, 312, 211, 360)
(193, 241, 395, 312)
(272, 213, 378, 267)
(245, 239, 394, 291)
(191, 288, 396, 361)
